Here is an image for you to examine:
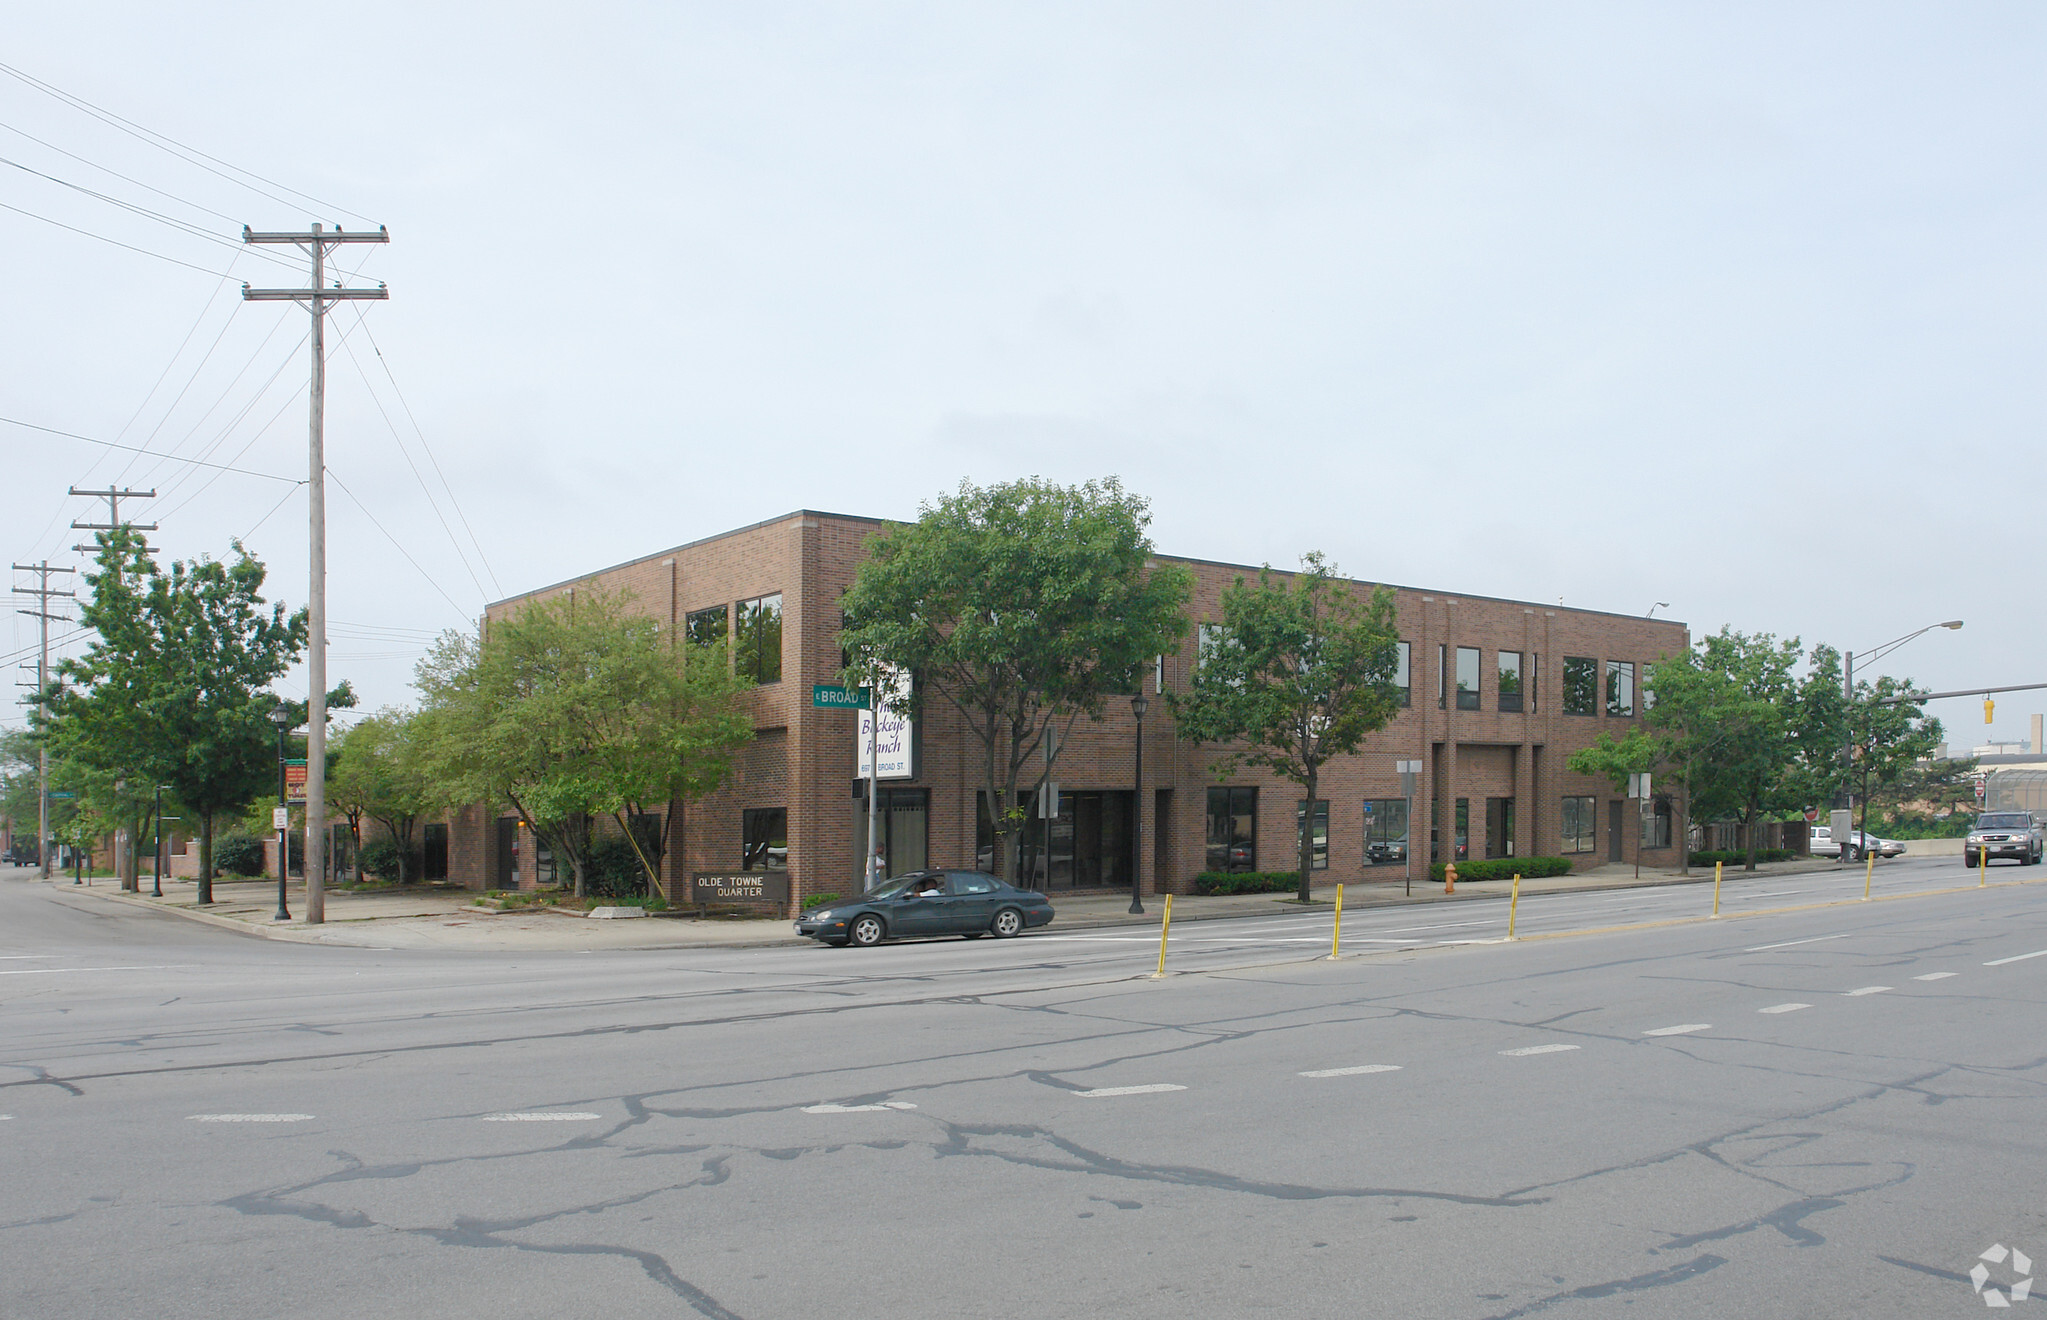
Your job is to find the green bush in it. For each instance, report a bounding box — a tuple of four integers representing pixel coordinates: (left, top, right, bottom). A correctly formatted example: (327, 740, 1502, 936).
(803, 892, 842, 911)
(1193, 871, 1304, 896)
(585, 835, 650, 899)
(1427, 857, 1573, 883)
(214, 834, 267, 877)
(358, 837, 422, 882)
(1689, 848, 1798, 866)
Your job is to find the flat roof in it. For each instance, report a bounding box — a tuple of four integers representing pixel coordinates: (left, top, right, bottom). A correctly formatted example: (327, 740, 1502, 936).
(493, 507, 1690, 630)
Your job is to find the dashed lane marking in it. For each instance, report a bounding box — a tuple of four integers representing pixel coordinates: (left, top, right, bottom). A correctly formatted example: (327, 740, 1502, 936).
(1500, 1044, 1580, 1057)
(1984, 949, 2047, 967)
(801, 1102, 918, 1114)
(1845, 986, 1891, 996)
(0, 965, 180, 976)
(1913, 972, 1958, 981)
(1758, 1003, 1812, 1014)
(1073, 1085, 1187, 1098)
(188, 1114, 313, 1123)
(1299, 1065, 1403, 1078)
(1643, 1024, 1713, 1036)
(1745, 935, 1850, 952)
(480, 1112, 604, 1122)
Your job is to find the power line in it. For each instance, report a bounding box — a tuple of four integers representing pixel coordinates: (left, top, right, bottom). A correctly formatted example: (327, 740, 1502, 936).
(324, 466, 473, 618)
(0, 61, 375, 224)
(0, 415, 301, 482)
(0, 153, 306, 272)
(0, 117, 245, 226)
(0, 197, 225, 276)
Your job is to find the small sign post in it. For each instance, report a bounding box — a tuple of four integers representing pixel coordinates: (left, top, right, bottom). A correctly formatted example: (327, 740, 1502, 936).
(1395, 760, 1423, 895)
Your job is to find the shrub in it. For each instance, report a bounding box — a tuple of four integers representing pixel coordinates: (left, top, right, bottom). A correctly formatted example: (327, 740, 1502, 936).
(358, 837, 423, 882)
(1689, 848, 1798, 866)
(214, 834, 267, 877)
(584, 834, 650, 899)
(1427, 857, 1573, 883)
(803, 892, 842, 911)
(1193, 871, 1304, 896)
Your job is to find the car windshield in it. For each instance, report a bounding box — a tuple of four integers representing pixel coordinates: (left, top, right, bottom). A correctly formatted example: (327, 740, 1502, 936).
(1977, 814, 2031, 830)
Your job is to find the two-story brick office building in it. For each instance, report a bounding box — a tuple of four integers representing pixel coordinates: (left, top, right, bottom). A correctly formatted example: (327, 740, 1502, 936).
(441, 509, 1690, 910)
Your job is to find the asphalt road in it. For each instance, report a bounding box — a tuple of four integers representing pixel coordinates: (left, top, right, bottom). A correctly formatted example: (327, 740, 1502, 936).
(4, 855, 2044, 1319)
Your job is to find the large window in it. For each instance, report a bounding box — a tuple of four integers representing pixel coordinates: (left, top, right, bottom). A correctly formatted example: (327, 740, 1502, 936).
(1198, 623, 1225, 666)
(1563, 656, 1599, 715)
(1429, 796, 1470, 862)
(1206, 786, 1257, 873)
(858, 787, 927, 882)
(1485, 797, 1516, 858)
(686, 604, 728, 648)
(1561, 796, 1597, 854)
(735, 593, 783, 684)
(1497, 651, 1523, 713)
(1455, 647, 1480, 710)
(1643, 799, 1672, 850)
(977, 790, 1131, 889)
(1295, 800, 1329, 871)
(1364, 798, 1409, 866)
(1393, 641, 1411, 707)
(1605, 661, 1635, 717)
(742, 807, 787, 872)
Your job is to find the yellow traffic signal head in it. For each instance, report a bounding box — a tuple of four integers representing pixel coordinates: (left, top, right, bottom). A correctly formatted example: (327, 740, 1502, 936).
(1985, 697, 1995, 724)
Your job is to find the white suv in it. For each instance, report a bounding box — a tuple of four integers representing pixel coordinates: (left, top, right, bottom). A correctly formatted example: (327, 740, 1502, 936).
(1965, 812, 2045, 867)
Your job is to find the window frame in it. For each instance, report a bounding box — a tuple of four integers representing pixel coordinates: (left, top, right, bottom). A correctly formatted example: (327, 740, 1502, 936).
(1561, 796, 1597, 854)
(1497, 650, 1523, 713)
(1295, 799, 1329, 871)
(742, 807, 788, 872)
(1393, 640, 1411, 708)
(685, 603, 729, 649)
(1205, 786, 1258, 874)
(1454, 646, 1481, 711)
(1605, 660, 1635, 717)
(735, 592, 783, 684)
(1563, 656, 1599, 716)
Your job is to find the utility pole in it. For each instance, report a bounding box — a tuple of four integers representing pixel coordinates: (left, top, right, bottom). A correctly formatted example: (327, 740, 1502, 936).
(13, 561, 75, 879)
(68, 486, 157, 555)
(242, 222, 388, 925)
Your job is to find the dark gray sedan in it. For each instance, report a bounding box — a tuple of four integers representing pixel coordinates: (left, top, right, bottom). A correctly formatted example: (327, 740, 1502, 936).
(795, 870, 1055, 946)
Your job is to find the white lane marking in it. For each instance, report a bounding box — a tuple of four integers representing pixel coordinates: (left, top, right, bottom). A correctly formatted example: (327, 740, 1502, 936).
(1913, 972, 1958, 981)
(1074, 1084, 1187, 1098)
(1845, 986, 1891, 996)
(1984, 949, 2047, 967)
(0, 965, 180, 976)
(0, 955, 54, 960)
(1739, 890, 1811, 899)
(480, 1112, 604, 1122)
(1299, 1065, 1403, 1078)
(1745, 935, 1850, 952)
(1500, 1044, 1580, 1057)
(1643, 1024, 1712, 1036)
(188, 1114, 313, 1123)
(1036, 936, 1158, 943)
(1378, 920, 1497, 934)
(0, 1114, 12, 1119)
(1187, 937, 1331, 944)
(801, 1101, 919, 1114)
(1758, 1003, 1811, 1014)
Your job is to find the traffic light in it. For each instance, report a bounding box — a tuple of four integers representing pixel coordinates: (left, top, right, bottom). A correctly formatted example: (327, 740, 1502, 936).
(1985, 697, 1995, 724)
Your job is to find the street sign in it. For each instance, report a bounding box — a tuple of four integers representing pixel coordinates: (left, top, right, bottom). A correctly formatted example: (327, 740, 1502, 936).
(47, 790, 74, 800)
(812, 684, 872, 709)
(1803, 807, 1818, 823)
(285, 761, 308, 804)
(272, 806, 291, 831)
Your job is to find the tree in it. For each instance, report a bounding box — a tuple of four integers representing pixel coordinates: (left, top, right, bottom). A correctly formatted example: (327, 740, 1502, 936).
(328, 708, 432, 884)
(1796, 646, 1951, 842)
(836, 477, 1193, 885)
(1170, 555, 1403, 901)
(414, 587, 754, 897)
(40, 530, 306, 902)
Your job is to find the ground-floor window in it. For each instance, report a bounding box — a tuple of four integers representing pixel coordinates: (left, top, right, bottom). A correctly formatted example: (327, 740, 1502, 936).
(1295, 800, 1329, 870)
(977, 790, 1132, 890)
(1363, 799, 1409, 865)
(1643, 799, 1672, 850)
(854, 786, 927, 883)
(423, 822, 448, 880)
(1485, 797, 1515, 859)
(1206, 786, 1257, 873)
(743, 807, 787, 872)
(1430, 797, 1470, 862)
(1561, 796, 1597, 854)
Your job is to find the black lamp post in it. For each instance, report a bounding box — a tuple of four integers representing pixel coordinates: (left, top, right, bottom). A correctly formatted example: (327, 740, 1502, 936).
(1129, 693, 1148, 915)
(151, 783, 166, 898)
(269, 701, 293, 922)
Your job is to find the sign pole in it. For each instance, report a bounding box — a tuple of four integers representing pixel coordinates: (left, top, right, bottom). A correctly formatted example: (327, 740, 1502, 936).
(865, 688, 880, 891)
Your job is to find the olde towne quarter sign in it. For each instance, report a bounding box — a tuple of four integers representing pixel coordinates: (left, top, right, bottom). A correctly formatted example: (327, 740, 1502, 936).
(691, 872, 791, 905)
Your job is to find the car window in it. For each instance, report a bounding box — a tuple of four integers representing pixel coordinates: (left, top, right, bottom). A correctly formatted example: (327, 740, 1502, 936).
(1978, 814, 2031, 830)
(868, 875, 927, 899)
(947, 872, 998, 895)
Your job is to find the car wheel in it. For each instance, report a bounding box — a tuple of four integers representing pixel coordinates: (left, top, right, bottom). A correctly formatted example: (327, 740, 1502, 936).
(990, 907, 1024, 938)
(1965, 853, 1979, 868)
(848, 914, 885, 947)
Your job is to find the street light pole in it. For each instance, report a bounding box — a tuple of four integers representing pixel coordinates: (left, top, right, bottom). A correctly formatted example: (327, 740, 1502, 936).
(269, 702, 292, 922)
(1842, 620, 1963, 854)
(151, 784, 164, 898)
(1129, 693, 1148, 915)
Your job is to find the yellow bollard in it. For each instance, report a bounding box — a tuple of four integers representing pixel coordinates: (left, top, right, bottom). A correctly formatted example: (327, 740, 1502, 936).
(1444, 862, 1457, 894)
(1712, 860, 1723, 917)
(1330, 883, 1343, 959)
(1152, 892, 1173, 978)
(1863, 849, 1875, 901)
(1507, 873, 1522, 940)
(1981, 846, 1988, 887)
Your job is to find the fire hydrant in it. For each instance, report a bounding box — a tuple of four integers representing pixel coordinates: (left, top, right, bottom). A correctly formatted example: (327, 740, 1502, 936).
(1444, 862, 1457, 894)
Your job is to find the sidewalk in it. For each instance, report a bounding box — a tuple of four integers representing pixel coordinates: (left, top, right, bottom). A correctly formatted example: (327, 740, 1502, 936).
(38, 853, 1877, 952)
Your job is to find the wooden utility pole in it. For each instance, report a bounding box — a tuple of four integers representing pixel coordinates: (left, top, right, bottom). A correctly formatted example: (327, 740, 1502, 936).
(242, 222, 388, 924)
(12, 561, 74, 879)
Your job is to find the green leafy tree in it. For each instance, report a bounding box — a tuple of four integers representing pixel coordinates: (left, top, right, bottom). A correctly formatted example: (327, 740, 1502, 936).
(837, 477, 1193, 885)
(414, 587, 754, 897)
(329, 708, 434, 885)
(1, 729, 41, 861)
(42, 529, 305, 903)
(1796, 646, 1951, 842)
(1170, 554, 1402, 901)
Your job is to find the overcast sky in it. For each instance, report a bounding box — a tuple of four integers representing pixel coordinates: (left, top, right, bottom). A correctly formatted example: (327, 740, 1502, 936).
(5, 3, 2041, 750)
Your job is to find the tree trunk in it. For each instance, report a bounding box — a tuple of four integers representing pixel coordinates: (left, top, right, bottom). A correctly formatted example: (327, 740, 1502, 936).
(1297, 766, 1318, 903)
(1743, 801, 1760, 872)
(197, 810, 215, 905)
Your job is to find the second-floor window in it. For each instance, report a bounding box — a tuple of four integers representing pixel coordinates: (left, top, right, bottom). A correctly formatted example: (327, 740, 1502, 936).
(1564, 656, 1598, 715)
(1605, 661, 1635, 717)
(1455, 647, 1480, 710)
(1498, 651, 1523, 712)
(686, 604, 728, 648)
(736, 593, 783, 684)
(1393, 640, 1411, 707)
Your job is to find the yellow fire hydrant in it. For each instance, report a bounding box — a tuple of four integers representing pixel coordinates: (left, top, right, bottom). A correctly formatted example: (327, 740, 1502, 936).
(1444, 861, 1458, 894)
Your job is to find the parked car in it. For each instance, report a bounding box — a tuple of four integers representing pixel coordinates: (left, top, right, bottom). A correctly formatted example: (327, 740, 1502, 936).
(795, 870, 1055, 946)
(1965, 812, 2045, 866)
(1812, 826, 1904, 861)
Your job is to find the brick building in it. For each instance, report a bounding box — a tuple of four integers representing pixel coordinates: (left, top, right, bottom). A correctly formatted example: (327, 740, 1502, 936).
(444, 510, 1690, 910)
